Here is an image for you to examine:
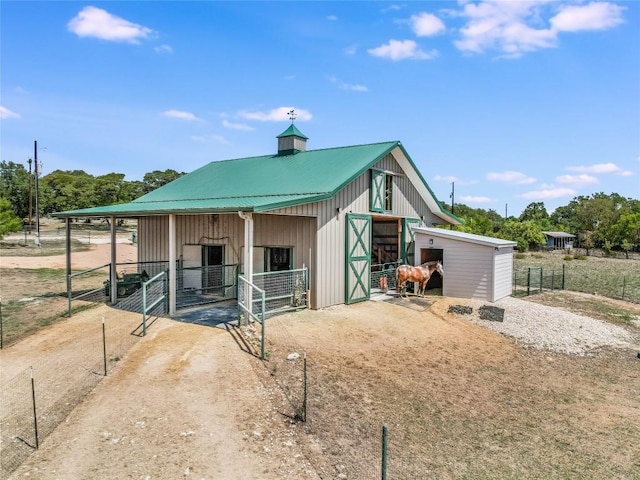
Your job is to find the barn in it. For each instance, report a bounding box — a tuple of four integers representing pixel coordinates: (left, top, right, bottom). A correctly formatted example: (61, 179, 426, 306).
(413, 227, 517, 302)
(54, 124, 462, 315)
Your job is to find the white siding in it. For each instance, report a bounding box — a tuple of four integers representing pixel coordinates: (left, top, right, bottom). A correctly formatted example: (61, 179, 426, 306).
(415, 232, 514, 302)
(492, 249, 513, 302)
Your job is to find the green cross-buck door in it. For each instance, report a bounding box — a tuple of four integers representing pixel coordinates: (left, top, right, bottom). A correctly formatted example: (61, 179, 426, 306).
(345, 214, 371, 304)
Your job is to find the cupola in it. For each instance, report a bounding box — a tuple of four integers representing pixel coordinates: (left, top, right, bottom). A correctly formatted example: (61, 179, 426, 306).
(276, 123, 308, 156)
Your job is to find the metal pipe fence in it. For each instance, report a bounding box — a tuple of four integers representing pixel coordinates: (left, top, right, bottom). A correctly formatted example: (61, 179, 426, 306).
(371, 261, 401, 292)
(176, 264, 238, 309)
(251, 268, 308, 315)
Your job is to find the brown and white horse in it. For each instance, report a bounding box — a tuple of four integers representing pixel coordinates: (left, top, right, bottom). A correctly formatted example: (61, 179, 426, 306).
(395, 261, 444, 297)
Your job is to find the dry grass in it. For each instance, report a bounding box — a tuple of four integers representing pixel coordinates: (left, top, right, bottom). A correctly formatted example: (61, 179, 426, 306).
(268, 298, 640, 479)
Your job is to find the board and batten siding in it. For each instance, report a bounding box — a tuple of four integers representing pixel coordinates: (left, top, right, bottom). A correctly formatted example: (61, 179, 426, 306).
(138, 213, 317, 299)
(287, 152, 442, 309)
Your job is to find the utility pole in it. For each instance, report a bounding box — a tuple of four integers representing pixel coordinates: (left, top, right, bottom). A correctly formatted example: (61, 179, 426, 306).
(34, 141, 41, 247)
(449, 182, 455, 230)
(505, 203, 508, 219)
(27, 158, 33, 234)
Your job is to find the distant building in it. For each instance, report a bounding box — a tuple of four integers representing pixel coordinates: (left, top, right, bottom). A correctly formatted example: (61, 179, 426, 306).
(542, 231, 575, 250)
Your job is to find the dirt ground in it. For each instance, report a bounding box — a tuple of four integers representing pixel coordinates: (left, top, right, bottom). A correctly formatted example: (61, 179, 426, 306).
(2, 244, 640, 479)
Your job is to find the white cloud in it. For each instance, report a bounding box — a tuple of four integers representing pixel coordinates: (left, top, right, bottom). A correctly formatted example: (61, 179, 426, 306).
(162, 110, 198, 121)
(191, 134, 229, 144)
(238, 107, 312, 122)
(328, 76, 368, 92)
(555, 174, 599, 187)
(222, 119, 253, 131)
(68, 6, 154, 43)
(368, 39, 437, 61)
(155, 44, 173, 54)
(461, 195, 492, 203)
(566, 162, 632, 175)
(520, 187, 577, 200)
(0, 106, 20, 119)
(410, 12, 446, 37)
(551, 2, 625, 32)
(453, 1, 625, 58)
(486, 171, 536, 184)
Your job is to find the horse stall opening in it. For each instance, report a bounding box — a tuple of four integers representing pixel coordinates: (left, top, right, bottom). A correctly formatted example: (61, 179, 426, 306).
(371, 219, 401, 292)
(420, 248, 444, 290)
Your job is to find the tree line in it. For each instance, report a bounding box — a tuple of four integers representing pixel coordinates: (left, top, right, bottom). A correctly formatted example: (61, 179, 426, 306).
(1, 160, 638, 252)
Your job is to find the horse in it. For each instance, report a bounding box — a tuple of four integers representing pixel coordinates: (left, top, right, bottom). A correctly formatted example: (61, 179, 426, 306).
(395, 261, 444, 297)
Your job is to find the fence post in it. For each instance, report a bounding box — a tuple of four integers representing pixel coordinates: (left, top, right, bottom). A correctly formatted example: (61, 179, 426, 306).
(622, 276, 626, 301)
(102, 315, 107, 376)
(302, 352, 308, 422)
(30, 366, 39, 449)
(539, 267, 543, 294)
(551, 269, 555, 290)
(527, 268, 531, 296)
(142, 283, 147, 337)
(381, 424, 388, 480)
(562, 264, 566, 290)
(260, 292, 266, 361)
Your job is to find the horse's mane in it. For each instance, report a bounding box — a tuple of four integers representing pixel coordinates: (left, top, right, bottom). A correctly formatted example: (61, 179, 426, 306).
(420, 260, 441, 267)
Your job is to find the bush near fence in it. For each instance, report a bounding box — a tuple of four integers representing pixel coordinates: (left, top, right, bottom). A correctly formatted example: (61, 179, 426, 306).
(0, 309, 143, 480)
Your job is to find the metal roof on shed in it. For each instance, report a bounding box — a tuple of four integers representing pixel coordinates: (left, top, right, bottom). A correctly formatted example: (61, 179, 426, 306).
(413, 227, 517, 249)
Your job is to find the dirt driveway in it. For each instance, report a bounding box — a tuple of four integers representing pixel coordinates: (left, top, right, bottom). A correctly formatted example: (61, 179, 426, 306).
(3, 307, 319, 480)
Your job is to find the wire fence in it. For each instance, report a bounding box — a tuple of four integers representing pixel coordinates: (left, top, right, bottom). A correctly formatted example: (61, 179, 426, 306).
(249, 316, 446, 479)
(513, 265, 640, 303)
(0, 310, 143, 480)
(252, 268, 308, 316)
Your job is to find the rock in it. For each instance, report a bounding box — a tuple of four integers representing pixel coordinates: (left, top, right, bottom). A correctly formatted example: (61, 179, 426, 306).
(287, 352, 300, 361)
(479, 305, 505, 322)
(448, 305, 473, 315)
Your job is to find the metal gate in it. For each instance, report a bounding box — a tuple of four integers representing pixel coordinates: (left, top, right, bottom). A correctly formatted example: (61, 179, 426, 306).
(345, 214, 371, 304)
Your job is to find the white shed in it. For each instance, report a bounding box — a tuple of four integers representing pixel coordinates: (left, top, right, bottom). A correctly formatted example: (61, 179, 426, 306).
(413, 227, 517, 302)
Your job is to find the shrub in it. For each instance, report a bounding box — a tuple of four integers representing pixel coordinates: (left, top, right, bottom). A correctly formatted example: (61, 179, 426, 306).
(564, 255, 573, 261)
(573, 254, 587, 260)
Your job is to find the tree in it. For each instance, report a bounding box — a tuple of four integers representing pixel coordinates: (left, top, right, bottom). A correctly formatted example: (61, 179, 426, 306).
(0, 197, 22, 238)
(142, 169, 184, 194)
(519, 202, 552, 230)
(498, 220, 545, 252)
(0, 161, 30, 220)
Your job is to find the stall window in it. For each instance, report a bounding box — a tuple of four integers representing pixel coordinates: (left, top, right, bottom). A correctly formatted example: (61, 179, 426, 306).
(266, 247, 292, 271)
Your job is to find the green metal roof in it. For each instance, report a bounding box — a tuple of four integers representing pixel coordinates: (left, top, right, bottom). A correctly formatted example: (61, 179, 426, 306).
(276, 124, 308, 139)
(54, 140, 461, 224)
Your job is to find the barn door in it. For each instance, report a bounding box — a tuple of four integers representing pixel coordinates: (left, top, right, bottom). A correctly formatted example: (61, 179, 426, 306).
(345, 214, 371, 304)
(401, 218, 421, 264)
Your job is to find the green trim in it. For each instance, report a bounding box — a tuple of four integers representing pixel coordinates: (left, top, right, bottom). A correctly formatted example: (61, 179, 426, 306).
(345, 214, 371, 304)
(401, 218, 421, 264)
(370, 169, 385, 213)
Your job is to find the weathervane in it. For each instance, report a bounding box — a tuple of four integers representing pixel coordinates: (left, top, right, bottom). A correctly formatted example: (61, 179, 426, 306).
(288, 109, 296, 124)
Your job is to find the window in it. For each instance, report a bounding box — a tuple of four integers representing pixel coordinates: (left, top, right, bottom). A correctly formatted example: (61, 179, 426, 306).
(370, 169, 393, 212)
(266, 247, 292, 271)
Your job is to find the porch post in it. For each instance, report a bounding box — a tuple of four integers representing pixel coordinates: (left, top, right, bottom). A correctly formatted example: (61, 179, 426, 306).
(169, 214, 177, 315)
(238, 211, 254, 322)
(110, 216, 118, 304)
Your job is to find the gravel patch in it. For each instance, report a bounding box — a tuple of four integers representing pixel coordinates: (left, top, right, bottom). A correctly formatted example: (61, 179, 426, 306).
(449, 296, 638, 355)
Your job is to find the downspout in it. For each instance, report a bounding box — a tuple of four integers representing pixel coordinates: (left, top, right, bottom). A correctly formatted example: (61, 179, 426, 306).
(110, 216, 118, 304)
(169, 214, 176, 315)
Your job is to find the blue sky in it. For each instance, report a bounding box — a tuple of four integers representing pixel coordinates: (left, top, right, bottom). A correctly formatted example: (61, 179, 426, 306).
(1, 1, 638, 218)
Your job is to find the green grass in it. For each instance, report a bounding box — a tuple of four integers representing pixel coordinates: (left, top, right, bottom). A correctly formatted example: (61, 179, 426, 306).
(514, 252, 640, 304)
